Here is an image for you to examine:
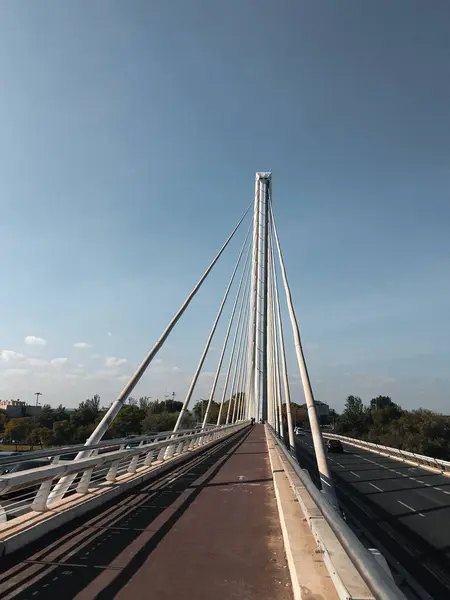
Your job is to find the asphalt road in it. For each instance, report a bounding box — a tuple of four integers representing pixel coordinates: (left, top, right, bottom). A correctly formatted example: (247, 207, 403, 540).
(294, 433, 450, 600)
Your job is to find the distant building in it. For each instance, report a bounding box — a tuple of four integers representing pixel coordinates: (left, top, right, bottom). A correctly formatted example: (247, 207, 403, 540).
(0, 399, 23, 410)
(0, 399, 42, 418)
(300, 401, 330, 424)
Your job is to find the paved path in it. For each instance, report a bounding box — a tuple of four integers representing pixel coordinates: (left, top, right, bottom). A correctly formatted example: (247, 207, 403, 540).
(0, 426, 292, 600)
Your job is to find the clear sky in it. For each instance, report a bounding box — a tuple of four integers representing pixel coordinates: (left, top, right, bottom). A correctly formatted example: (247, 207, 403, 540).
(0, 1, 449, 413)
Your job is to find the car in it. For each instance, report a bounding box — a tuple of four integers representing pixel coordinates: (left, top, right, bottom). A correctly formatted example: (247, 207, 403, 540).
(294, 427, 306, 436)
(326, 439, 344, 453)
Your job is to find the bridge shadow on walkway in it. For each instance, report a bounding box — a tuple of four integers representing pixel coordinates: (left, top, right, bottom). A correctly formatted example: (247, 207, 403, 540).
(0, 425, 292, 600)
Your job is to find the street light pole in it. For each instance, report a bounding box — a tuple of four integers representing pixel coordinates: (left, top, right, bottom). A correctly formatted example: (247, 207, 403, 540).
(34, 392, 42, 407)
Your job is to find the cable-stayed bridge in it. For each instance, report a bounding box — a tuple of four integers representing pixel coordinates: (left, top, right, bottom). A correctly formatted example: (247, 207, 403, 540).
(1, 173, 449, 600)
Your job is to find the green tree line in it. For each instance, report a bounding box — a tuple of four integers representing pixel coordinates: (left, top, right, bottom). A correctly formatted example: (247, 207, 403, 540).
(0, 392, 245, 449)
(335, 395, 450, 460)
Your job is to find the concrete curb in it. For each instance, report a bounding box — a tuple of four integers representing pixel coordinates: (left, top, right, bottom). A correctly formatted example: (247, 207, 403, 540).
(265, 428, 340, 600)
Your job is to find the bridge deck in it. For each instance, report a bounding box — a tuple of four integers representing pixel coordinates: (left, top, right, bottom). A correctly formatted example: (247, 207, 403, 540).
(0, 426, 293, 600)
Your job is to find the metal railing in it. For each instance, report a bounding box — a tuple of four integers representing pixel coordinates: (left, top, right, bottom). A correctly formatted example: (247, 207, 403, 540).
(324, 433, 450, 474)
(0, 423, 247, 523)
(268, 425, 407, 600)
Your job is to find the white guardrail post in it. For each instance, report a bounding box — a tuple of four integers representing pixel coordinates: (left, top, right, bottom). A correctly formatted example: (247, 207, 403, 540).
(0, 423, 248, 528)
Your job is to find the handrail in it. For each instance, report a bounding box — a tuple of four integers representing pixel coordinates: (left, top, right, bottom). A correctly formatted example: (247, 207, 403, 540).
(0, 422, 247, 496)
(324, 433, 450, 472)
(0, 427, 205, 467)
(268, 426, 407, 600)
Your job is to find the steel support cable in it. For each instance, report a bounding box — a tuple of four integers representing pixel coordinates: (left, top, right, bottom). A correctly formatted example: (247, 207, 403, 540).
(269, 221, 295, 448)
(226, 273, 251, 424)
(267, 274, 278, 431)
(254, 193, 265, 421)
(267, 219, 283, 436)
(269, 206, 337, 506)
(48, 206, 250, 505)
(242, 346, 251, 420)
(247, 178, 261, 421)
(266, 242, 276, 430)
(202, 225, 252, 429)
(236, 325, 250, 421)
(217, 255, 252, 424)
(230, 306, 250, 423)
(173, 220, 253, 433)
(271, 265, 283, 436)
(230, 285, 250, 423)
(269, 238, 284, 439)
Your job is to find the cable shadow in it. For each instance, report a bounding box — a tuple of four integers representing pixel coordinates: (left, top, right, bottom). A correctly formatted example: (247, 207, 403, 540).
(196, 477, 273, 488)
(0, 427, 253, 600)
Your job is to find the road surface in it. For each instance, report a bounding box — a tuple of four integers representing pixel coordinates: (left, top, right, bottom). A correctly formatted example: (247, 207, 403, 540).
(294, 433, 450, 600)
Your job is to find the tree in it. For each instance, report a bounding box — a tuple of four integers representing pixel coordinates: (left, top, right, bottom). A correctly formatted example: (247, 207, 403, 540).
(337, 396, 369, 436)
(193, 400, 210, 422)
(370, 396, 394, 410)
(108, 405, 146, 438)
(161, 399, 183, 413)
(0, 410, 7, 434)
(53, 404, 70, 422)
(39, 404, 55, 429)
(52, 420, 73, 446)
(71, 395, 101, 428)
(142, 411, 179, 433)
(5, 418, 33, 446)
(28, 427, 53, 448)
(368, 396, 402, 436)
(138, 396, 152, 411)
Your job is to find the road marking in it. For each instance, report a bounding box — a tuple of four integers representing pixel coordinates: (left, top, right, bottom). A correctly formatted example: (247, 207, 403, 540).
(337, 463, 345, 468)
(397, 500, 425, 517)
(434, 487, 443, 492)
(444, 491, 450, 495)
(416, 480, 425, 484)
(350, 471, 361, 478)
(369, 483, 383, 492)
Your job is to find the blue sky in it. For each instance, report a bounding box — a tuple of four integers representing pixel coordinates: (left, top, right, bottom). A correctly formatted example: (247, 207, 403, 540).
(0, 1, 449, 412)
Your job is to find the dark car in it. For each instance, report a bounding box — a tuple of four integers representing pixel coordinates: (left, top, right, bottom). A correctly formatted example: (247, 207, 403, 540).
(326, 439, 344, 453)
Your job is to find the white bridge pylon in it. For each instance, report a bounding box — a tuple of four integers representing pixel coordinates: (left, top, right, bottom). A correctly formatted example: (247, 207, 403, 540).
(49, 172, 336, 507)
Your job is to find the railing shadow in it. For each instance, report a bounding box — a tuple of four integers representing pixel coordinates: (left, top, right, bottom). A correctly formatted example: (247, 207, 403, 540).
(0, 427, 252, 600)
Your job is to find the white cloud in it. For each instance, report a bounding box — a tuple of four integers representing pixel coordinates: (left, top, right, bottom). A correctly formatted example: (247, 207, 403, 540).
(90, 353, 101, 360)
(50, 357, 69, 367)
(0, 350, 25, 362)
(117, 374, 131, 382)
(171, 366, 181, 373)
(105, 356, 128, 369)
(73, 342, 91, 349)
(2, 368, 28, 377)
(24, 335, 46, 346)
(28, 358, 48, 367)
(107, 332, 112, 337)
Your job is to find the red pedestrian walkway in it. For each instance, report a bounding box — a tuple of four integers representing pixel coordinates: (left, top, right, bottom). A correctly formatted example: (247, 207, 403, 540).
(0, 426, 292, 600)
